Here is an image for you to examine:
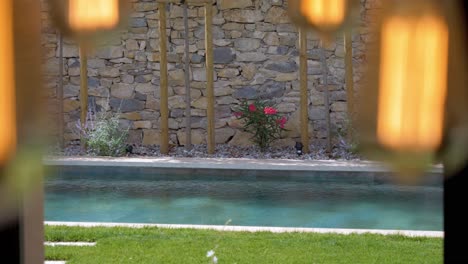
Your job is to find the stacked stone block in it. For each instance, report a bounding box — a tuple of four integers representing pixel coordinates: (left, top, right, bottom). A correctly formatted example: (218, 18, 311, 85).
(41, 0, 380, 148)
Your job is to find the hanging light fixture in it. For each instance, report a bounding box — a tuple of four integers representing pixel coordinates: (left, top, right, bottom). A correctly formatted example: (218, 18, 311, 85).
(0, 0, 16, 164)
(288, 0, 359, 39)
(357, 0, 468, 179)
(68, 0, 120, 32)
(377, 10, 449, 152)
(48, 0, 130, 40)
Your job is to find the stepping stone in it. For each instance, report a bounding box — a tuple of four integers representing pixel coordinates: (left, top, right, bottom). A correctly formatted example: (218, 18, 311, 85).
(44, 242, 96, 247)
(45, 261, 66, 264)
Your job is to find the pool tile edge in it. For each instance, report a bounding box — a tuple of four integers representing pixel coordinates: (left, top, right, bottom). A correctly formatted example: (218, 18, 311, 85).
(43, 156, 443, 174)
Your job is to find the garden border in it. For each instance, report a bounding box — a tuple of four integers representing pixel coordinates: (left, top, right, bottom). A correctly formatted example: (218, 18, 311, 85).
(45, 221, 444, 238)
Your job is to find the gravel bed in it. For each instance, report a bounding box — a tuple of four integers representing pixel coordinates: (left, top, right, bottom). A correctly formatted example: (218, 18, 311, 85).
(48, 141, 360, 161)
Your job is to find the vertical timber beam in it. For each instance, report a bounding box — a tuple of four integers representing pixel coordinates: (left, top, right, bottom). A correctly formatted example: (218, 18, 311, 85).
(12, 0, 44, 262)
(344, 29, 354, 140)
(79, 45, 88, 149)
(183, 2, 192, 150)
(159, 2, 169, 154)
(205, 2, 215, 154)
(320, 42, 332, 154)
(299, 28, 309, 153)
(58, 33, 64, 150)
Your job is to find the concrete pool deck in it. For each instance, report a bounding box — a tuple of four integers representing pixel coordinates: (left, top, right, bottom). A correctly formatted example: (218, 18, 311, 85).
(44, 156, 443, 174)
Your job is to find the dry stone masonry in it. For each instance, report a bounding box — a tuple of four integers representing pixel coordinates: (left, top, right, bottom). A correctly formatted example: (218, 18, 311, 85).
(41, 0, 380, 148)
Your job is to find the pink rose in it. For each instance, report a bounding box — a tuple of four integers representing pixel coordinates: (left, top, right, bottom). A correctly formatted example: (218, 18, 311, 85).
(248, 104, 256, 112)
(276, 116, 287, 128)
(264, 107, 277, 115)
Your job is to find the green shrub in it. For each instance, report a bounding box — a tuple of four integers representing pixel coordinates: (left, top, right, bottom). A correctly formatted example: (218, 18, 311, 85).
(233, 100, 287, 151)
(76, 110, 129, 157)
(336, 116, 359, 154)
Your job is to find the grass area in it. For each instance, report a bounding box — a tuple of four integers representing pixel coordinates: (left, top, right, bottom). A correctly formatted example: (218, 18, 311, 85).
(45, 225, 442, 264)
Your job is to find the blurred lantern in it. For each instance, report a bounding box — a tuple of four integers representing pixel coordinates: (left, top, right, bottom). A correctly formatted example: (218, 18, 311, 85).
(357, 0, 468, 180)
(288, 0, 359, 39)
(69, 0, 119, 31)
(0, 0, 16, 165)
(48, 0, 130, 41)
(378, 9, 449, 152)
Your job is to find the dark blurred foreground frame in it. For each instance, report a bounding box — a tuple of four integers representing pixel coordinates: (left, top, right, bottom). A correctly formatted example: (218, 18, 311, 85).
(445, 1, 468, 263)
(0, 0, 44, 263)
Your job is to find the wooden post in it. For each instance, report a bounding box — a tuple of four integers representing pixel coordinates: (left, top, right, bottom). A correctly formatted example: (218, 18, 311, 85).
(299, 28, 310, 153)
(58, 33, 64, 150)
(79, 44, 88, 149)
(320, 42, 332, 154)
(205, 2, 215, 154)
(344, 29, 354, 140)
(2, 0, 45, 262)
(183, 2, 192, 150)
(158, 2, 169, 154)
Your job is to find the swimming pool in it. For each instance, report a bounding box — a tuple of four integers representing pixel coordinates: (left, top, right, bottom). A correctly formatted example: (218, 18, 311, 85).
(44, 165, 443, 231)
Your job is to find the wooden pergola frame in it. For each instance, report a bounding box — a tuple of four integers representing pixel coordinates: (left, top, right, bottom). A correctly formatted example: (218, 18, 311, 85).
(157, 0, 215, 154)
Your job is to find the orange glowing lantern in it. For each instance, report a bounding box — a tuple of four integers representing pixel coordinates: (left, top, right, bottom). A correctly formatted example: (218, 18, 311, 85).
(0, 0, 16, 163)
(300, 0, 347, 29)
(68, 0, 120, 32)
(377, 14, 449, 152)
(288, 0, 359, 38)
(48, 0, 129, 40)
(358, 0, 468, 178)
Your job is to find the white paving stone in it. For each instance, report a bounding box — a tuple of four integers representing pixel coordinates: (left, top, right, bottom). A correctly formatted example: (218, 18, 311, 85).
(45, 261, 66, 264)
(45, 242, 96, 247)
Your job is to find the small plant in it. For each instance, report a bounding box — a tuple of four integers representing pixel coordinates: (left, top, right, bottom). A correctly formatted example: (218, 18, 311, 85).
(206, 249, 218, 264)
(75, 107, 129, 157)
(234, 100, 287, 151)
(206, 219, 231, 264)
(336, 116, 359, 155)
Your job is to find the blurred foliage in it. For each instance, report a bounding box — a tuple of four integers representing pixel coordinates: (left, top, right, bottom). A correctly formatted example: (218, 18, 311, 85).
(336, 116, 359, 155)
(75, 108, 128, 157)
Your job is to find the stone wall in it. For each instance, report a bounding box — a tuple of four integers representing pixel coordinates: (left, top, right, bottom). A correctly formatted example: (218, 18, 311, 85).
(41, 0, 380, 148)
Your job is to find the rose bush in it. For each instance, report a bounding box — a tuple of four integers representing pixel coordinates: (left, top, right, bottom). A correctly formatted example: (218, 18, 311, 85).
(234, 100, 287, 150)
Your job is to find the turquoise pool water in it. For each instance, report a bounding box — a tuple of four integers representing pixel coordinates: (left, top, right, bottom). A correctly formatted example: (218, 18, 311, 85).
(45, 166, 443, 231)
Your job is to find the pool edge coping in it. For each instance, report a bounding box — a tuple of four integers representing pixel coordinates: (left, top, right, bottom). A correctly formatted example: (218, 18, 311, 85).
(45, 221, 444, 238)
(43, 156, 443, 174)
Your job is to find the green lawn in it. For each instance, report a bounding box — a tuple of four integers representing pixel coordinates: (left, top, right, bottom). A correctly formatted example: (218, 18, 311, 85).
(45, 226, 442, 264)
